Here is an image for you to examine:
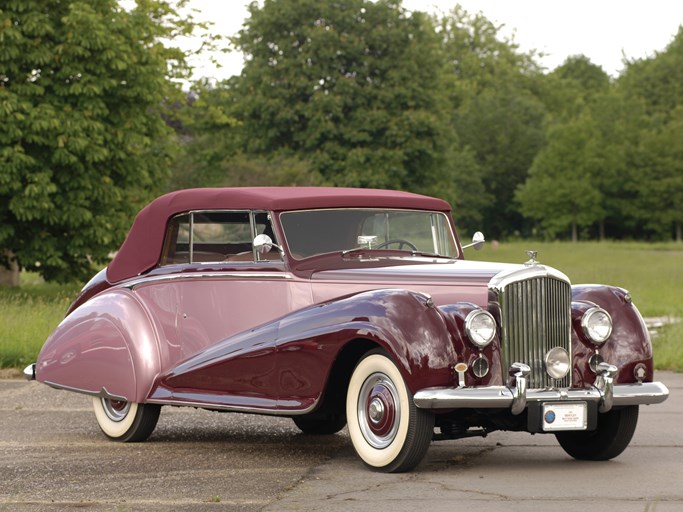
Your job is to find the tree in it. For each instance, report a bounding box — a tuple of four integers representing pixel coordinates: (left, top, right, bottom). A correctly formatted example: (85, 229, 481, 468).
(0, 0, 204, 282)
(615, 27, 683, 241)
(437, 6, 547, 238)
(230, 0, 451, 195)
(515, 116, 604, 241)
(628, 106, 683, 241)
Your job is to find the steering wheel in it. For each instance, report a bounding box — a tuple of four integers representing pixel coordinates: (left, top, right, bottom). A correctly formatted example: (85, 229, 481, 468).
(376, 239, 418, 251)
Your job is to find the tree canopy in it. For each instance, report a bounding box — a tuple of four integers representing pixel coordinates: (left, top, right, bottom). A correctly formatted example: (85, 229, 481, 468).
(230, 0, 451, 195)
(0, 0, 205, 281)
(2, 0, 682, 284)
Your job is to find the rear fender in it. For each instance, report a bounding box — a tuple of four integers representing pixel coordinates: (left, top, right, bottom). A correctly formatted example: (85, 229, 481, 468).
(36, 289, 160, 403)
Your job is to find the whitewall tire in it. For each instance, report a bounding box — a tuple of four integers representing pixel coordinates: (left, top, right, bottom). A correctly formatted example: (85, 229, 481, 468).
(346, 351, 434, 472)
(92, 397, 160, 442)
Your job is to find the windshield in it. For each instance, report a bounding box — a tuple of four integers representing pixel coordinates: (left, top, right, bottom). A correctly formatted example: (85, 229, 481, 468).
(280, 209, 458, 259)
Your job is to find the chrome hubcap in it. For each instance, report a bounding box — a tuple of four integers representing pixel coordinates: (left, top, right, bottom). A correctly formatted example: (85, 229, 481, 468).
(368, 398, 385, 424)
(357, 372, 400, 449)
(101, 398, 131, 422)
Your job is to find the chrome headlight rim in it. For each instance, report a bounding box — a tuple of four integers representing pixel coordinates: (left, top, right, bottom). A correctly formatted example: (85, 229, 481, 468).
(464, 309, 496, 348)
(545, 347, 570, 380)
(581, 307, 613, 345)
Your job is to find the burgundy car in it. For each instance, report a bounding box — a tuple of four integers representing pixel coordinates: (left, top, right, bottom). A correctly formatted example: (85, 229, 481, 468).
(26, 187, 668, 472)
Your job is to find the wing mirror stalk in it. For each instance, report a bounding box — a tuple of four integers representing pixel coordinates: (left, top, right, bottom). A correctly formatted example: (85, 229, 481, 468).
(253, 234, 285, 255)
(461, 231, 485, 251)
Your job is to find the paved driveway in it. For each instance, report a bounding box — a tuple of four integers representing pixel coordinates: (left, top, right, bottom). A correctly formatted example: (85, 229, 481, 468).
(1, 372, 680, 511)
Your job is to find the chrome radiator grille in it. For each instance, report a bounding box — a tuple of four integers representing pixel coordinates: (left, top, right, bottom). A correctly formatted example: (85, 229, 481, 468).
(493, 275, 572, 389)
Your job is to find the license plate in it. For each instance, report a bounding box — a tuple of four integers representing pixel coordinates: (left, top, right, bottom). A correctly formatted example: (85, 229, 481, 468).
(542, 402, 588, 431)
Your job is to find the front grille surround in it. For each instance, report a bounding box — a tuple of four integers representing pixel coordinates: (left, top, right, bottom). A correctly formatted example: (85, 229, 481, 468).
(489, 265, 572, 389)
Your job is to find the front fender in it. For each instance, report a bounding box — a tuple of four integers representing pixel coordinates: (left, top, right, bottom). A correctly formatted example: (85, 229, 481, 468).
(571, 285, 653, 386)
(36, 289, 161, 403)
(276, 288, 459, 398)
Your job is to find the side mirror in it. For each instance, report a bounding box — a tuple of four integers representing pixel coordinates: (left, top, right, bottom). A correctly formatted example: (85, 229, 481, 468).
(462, 231, 485, 251)
(253, 234, 284, 255)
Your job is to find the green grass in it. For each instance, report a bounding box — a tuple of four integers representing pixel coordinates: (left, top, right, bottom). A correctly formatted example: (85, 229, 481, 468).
(1, 241, 681, 371)
(0, 274, 82, 369)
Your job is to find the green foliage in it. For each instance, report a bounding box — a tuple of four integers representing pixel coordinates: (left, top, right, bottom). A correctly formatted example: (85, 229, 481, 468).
(230, 0, 451, 195)
(437, 7, 547, 238)
(0, 274, 81, 367)
(516, 114, 605, 240)
(0, 0, 204, 281)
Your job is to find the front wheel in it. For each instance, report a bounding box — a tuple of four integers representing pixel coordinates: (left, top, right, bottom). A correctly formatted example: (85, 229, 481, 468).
(92, 397, 161, 442)
(555, 405, 639, 460)
(346, 351, 434, 472)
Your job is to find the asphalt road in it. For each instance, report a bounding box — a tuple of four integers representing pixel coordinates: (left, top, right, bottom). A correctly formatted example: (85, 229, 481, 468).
(1, 372, 681, 511)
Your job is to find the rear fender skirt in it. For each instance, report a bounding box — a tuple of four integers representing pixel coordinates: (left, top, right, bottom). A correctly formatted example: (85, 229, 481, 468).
(36, 289, 160, 403)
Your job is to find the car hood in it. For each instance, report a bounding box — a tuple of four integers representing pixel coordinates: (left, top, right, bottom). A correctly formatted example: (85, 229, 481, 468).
(312, 259, 521, 284)
(310, 259, 525, 308)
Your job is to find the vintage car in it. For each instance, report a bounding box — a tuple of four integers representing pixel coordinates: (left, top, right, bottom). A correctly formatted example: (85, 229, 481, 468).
(25, 187, 669, 472)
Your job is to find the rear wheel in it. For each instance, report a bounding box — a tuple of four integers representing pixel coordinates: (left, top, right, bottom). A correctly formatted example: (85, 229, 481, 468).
(92, 397, 160, 442)
(556, 405, 639, 460)
(346, 351, 434, 472)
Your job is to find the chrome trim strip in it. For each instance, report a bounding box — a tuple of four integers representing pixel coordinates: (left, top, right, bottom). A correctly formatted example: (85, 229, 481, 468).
(413, 382, 668, 410)
(489, 264, 570, 293)
(123, 272, 293, 289)
(43, 381, 128, 402)
(145, 397, 317, 416)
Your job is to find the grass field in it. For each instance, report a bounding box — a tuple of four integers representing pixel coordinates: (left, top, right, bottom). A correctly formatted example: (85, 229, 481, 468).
(1, 241, 681, 371)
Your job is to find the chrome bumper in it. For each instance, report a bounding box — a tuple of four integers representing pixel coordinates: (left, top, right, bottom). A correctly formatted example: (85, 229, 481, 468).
(413, 381, 670, 411)
(415, 362, 669, 414)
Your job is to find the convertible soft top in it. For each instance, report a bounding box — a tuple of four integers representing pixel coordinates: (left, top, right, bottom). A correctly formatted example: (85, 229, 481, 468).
(106, 187, 452, 283)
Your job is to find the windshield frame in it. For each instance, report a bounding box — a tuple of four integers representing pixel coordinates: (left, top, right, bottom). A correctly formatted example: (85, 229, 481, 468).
(278, 208, 460, 261)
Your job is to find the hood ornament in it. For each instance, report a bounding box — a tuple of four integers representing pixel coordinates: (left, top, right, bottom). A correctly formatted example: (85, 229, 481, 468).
(525, 250, 538, 266)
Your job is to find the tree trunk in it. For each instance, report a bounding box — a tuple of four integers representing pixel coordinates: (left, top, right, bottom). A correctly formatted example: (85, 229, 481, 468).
(0, 251, 20, 287)
(571, 222, 578, 243)
(676, 221, 682, 243)
(599, 219, 605, 241)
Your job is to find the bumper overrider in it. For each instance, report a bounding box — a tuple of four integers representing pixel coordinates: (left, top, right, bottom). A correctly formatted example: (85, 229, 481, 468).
(413, 362, 669, 415)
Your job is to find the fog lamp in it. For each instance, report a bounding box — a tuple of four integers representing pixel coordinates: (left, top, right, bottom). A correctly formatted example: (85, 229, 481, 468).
(465, 310, 496, 348)
(581, 307, 613, 345)
(545, 347, 570, 380)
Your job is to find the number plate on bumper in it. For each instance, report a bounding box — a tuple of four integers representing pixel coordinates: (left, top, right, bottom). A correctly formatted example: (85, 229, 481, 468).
(542, 402, 588, 431)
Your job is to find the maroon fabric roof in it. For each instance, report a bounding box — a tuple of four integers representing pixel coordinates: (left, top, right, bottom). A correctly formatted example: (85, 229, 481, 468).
(106, 187, 452, 283)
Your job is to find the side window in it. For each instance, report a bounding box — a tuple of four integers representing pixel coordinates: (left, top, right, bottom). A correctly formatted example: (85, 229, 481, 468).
(160, 211, 280, 265)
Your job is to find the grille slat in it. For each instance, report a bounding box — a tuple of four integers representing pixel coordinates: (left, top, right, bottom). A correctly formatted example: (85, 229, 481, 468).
(495, 275, 572, 389)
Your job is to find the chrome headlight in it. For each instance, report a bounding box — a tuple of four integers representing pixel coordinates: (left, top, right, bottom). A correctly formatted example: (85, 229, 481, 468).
(465, 310, 496, 348)
(545, 347, 570, 379)
(581, 307, 613, 345)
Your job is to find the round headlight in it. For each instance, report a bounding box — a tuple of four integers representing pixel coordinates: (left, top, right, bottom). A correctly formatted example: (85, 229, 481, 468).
(545, 347, 570, 380)
(581, 307, 613, 345)
(465, 310, 496, 348)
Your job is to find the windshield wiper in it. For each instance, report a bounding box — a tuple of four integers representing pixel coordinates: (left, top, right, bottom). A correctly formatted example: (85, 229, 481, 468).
(409, 251, 455, 259)
(341, 248, 453, 259)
